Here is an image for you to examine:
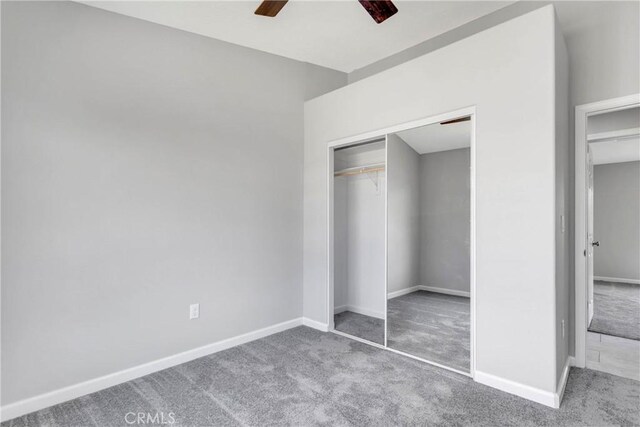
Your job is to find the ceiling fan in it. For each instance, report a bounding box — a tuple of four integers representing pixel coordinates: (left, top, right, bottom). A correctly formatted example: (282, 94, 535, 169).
(255, 0, 398, 24)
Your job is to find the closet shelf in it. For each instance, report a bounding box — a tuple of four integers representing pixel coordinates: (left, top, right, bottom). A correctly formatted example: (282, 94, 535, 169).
(334, 163, 385, 177)
(587, 127, 640, 143)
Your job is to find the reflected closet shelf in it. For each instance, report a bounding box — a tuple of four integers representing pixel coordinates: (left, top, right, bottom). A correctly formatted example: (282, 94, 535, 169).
(334, 163, 386, 177)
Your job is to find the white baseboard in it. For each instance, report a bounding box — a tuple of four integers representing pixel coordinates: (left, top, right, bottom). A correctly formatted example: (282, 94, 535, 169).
(555, 357, 572, 408)
(0, 317, 304, 422)
(420, 285, 470, 298)
(302, 317, 329, 332)
(474, 370, 559, 408)
(594, 276, 640, 285)
(387, 286, 421, 299)
(333, 304, 384, 319)
(388, 285, 470, 299)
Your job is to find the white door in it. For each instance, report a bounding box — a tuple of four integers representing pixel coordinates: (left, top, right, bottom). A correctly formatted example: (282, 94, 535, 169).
(587, 145, 595, 325)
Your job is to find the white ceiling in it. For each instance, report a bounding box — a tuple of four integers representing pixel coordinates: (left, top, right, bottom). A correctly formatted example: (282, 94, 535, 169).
(79, 1, 514, 72)
(396, 120, 470, 155)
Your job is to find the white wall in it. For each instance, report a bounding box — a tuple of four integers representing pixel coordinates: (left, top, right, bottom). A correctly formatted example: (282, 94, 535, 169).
(334, 176, 349, 310)
(419, 148, 471, 293)
(1, 1, 346, 406)
(333, 143, 386, 317)
(554, 17, 570, 386)
(343, 172, 386, 318)
(593, 161, 640, 282)
(387, 134, 420, 295)
(304, 6, 567, 399)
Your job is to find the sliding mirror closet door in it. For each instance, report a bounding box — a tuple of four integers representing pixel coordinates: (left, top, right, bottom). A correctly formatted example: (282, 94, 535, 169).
(387, 118, 471, 372)
(333, 140, 386, 345)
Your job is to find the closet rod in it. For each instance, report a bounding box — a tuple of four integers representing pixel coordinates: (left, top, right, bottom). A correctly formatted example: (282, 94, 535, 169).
(334, 163, 385, 177)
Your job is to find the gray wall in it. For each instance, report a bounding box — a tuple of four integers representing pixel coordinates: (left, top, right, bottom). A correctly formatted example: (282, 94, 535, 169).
(387, 139, 471, 296)
(593, 161, 640, 282)
(387, 134, 420, 294)
(561, 0, 639, 358)
(1, 1, 346, 405)
(587, 107, 640, 134)
(419, 148, 470, 293)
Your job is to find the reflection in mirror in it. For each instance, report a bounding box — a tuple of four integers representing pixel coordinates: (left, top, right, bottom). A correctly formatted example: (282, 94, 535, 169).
(586, 106, 640, 343)
(333, 140, 386, 345)
(387, 117, 471, 371)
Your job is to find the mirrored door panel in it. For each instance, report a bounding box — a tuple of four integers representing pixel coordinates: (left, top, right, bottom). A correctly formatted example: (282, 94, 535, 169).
(333, 140, 386, 345)
(386, 119, 471, 372)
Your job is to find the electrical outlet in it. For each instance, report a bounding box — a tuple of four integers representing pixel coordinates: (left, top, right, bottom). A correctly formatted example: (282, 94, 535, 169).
(561, 319, 565, 338)
(189, 303, 199, 320)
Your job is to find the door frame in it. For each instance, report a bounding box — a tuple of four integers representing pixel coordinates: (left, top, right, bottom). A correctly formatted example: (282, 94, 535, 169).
(326, 106, 477, 378)
(573, 93, 639, 367)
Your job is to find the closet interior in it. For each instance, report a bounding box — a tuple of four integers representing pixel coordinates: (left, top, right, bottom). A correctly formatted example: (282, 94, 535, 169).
(331, 116, 472, 373)
(333, 139, 387, 345)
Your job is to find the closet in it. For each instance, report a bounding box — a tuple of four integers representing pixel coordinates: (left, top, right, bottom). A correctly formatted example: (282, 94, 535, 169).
(330, 116, 473, 374)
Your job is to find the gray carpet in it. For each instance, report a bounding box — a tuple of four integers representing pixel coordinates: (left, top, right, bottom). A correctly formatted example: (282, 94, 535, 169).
(4, 326, 639, 427)
(334, 311, 385, 345)
(589, 280, 640, 341)
(388, 290, 470, 372)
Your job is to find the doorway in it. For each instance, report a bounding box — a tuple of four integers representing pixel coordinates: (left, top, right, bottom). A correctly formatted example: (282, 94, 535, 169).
(575, 94, 640, 380)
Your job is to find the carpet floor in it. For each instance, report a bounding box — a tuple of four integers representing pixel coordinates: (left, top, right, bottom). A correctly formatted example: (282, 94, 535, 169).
(589, 280, 640, 340)
(387, 291, 470, 372)
(3, 327, 639, 427)
(334, 311, 384, 345)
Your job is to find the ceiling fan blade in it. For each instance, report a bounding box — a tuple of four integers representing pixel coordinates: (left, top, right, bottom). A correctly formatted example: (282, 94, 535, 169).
(358, 0, 398, 24)
(440, 117, 471, 125)
(255, 0, 289, 17)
